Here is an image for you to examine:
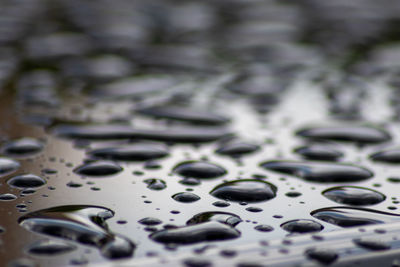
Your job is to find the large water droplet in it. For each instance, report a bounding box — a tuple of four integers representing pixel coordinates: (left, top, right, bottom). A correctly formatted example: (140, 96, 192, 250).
(311, 207, 400, 227)
(88, 143, 169, 161)
(74, 161, 122, 176)
(215, 142, 260, 157)
(27, 240, 76, 256)
(322, 186, 385, 205)
(296, 125, 391, 144)
(19, 205, 135, 259)
(173, 161, 227, 179)
(7, 174, 46, 189)
(294, 145, 343, 161)
(281, 219, 323, 233)
(137, 106, 230, 125)
(0, 158, 20, 176)
(172, 192, 200, 203)
(210, 179, 277, 202)
(370, 148, 400, 163)
(2, 138, 44, 157)
(260, 160, 373, 183)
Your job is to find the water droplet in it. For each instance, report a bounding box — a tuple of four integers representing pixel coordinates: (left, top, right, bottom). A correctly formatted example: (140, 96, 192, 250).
(183, 257, 212, 267)
(74, 161, 122, 176)
(212, 201, 230, 207)
(220, 249, 237, 257)
(7, 174, 46, 189)
(144, 179, 166, 190)
(2, 138, 43, 157)
(88, 143, 169, 161)
(210, 179, 277, 202)
(246, 207, 263, 212)
(260, 160, 373, 183)
(138, 106, 229, 125)
(322, 186, 385, 205)
(254, 225, 274, 232)
(19, 205, 135, 259)
(173, 161, 227, 179)
(311, 207, 400, 227)
(0, 193, 17, 201)
(294, 145, 343, 161)
(150, 221, 240, 245)
(138, 217, 162, 226)
(187, 212, 242, 227)
(7, 258, 38, 267)
(27, 240, 76, 256)
(52, 124, 232, 143)
(281, 219, 323, 233)
(353, 238, 391, 251)
(216, 142, 260, 157)
(296, 125, 391, 144)
(0, 157, 20, 176)
(93, 76, 178, 99)
(179, 178, 201, 186)
(285, 191, 302, 198)
(370, 149, 400, 163)
(305, 248, 338, 265)
(67, 181, 83, 188)
(172, 192, 200, 203)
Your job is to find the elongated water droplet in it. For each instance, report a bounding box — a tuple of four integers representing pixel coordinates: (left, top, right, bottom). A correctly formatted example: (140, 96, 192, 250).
(294, 145, 343, 161)
(74, 161, 122, 176)
(370, 149, 400, 163)
(260, 160, 373, 183)
(210, 179, 277, 202)
(173, 161, 227, 179)
(216, 142, 260, 157)
(186, 212, 242, 227)
(2, 138, 44, 157)
(296, 125, 391, 144)
(322, 186, 385, 205)
(27, 240, 76, 256)
(311, 207, 400, 227)
(88, 143, 169, 161)
(281, 219, 323, 233)
(137, 106, 230, 125)
(150, 221, 240, 245)
(7, 174, 46, 189)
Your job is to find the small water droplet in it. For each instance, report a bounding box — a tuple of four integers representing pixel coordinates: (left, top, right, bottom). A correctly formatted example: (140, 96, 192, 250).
(172, 192, 200, 203)
(144, 179, 166, 190)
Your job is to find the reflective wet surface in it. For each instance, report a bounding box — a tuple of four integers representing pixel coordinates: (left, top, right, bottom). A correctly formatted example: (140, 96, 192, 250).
(2, 0, 400, 266)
